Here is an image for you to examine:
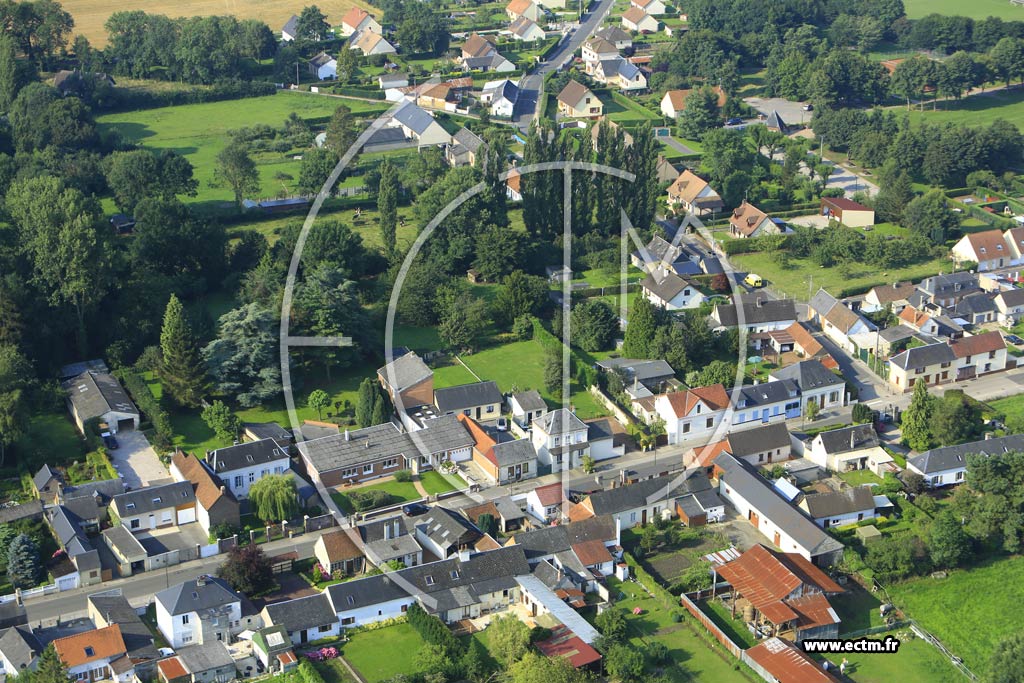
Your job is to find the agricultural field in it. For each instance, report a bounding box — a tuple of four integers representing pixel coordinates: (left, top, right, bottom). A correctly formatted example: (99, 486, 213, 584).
(903, 88, 1024, 130)
(888, 555, 1024, 676)
(902, 0, 1024, 20)
(59, 0, 371, 47)
(97, 93, 388, 208)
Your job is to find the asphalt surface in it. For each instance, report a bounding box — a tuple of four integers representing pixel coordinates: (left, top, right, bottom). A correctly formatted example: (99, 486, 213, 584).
(513, 0, 616, 130)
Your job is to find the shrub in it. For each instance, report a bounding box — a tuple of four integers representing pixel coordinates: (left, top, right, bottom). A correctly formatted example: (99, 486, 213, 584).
(348, 489, 393, 512)
(393, 469, 413, 483)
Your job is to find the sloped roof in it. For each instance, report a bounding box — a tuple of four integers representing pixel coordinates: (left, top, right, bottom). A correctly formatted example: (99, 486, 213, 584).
(950, 330, 1005, 358)
(462, 33, 497, 58)
(176, 642, 234, 673)
(622, 6, 651, 25)
(736, 380, 799, 411)
(0, 626, 41, 673)
(557, 80, 591, 107)
(595, 26, 631, 42)
(534, 408, 587, 435)
(282, 14, 298, 34)
(746, 638, 840, 683)
(52, 624, 126, 668)
(815, 424, 878, 455)
(584, 36, 617, 54)
(33, 464, 61, 491)
(726, 422, 791, 457)
(506, 0, 534, 15)
(318, 528, 364, 562)
(908, 433, 1024, 475)
(509, 15, 541, 37)
(668, 169, 721, 206)
(714, 296, 797, 327)
(63, 371, 138, 421)
(378, 352, 432, 391)
(962, 229, 1008, 260)
(155, 577, 239, 617)
(435, 381, 502, 413)
(172, 451, 235, 512)
(263, 593, 338, 633)
(393, 102, 438, 135)
(782, 322, 823, 356)
(661, 384, 729, 419)
(770, 359, 843, 391)
(868, 281, 917, 305)
(889, 342, 955, 371)
(802, 486, 875, 519)
(512, 389, 546, 412)
(111, 480, 194, 518)
(416, 506, 482, 549)
(582, 472, 708, 517)
(341, 7, 371, 28)
(765, 110, 788, 131)
(207, 438, 288, 474)
(729, 201, 771, 236)
(532, 482, 563, 507)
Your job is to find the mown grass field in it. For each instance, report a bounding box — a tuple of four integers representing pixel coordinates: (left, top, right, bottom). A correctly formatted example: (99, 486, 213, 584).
(888, 555, 1024, 675)
(60, 0, 371, 46)
(97, 93, 388, 206)
(903, 88, 1024, 130)
(340, 622, 426, 683)
(903, 0, 1024, 20)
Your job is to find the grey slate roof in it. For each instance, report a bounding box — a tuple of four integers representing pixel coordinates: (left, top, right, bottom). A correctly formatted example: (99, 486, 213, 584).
(955, 293, 997, 316)
(483, 78, 519, 104)
(809, 289, 839, 318)
(802, 486, 875, 519)
(534, 408, 587, 436)
(207, 438, 289, 474)
(512, 389, 546, 412)
(736, 380, 799, 410)
(263, 593, 337, 632)
(155, 577, 239, 617)
(770, 359, 844, 391)
(491, 439, 537, 467)
(464, 54, 512, 70)
(0, 500, 43, 525)
(889, 342, 955, 371)
(727, 422, 791, 457)
(765, 110, 787, 131)
(919, 271, 978, 297)
(327, 572, 411, 612)
(58, 359, 108, 382)
(282, 14, 298, 35)
(714, 454, 844, 558)
(597, 358, 675, 385)
(642, 270, 694, 302)
(492, 495, 525, 521)
(49, 506, 91, 554)
(60, 478, 125, 502)
(102, 524, 147, 558)
(365, 533, 422, 563)
(452, 126, 484, 153)
(878, 325, 916, 343)
(815, 424, 879, 455)
(434, 381, 503, 413)
(416, 507, 481, 549)
(0, 626, 40, 673)
(409, 414, 474, 453)
(595, 26, 631, 42)
(377, 352, 433, 392)
(908, 433, 1024, 475)
(713, 297, 798, 327)
(585, 472, 709, 516)
(242, 422, 292, 443)
(63, 371, 138, 421)
(111, 481, 195, 517)
(87, 594, 158, 662)
(510, 516, 617, 560)
(358, 514, 414, 543)
(33, 464, 60, 491)
(176, 642, 235, 673)
(393, 102, 438, 135)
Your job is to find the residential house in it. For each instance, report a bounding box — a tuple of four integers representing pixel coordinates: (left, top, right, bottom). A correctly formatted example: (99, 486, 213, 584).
(463, 497, 525, 534)
(206, 438, 290, 500)
(52, 625, 134, 683)
(656, 155, 679, 184)
(415, 82, 454, 110)
(950, 330, 1007, 380)
(510, 390, 547, 427)
(391, 102, 452, 146)
(435, 380, 503, 421)
(798, 487, 876, 528)
(584, 418, 624, 461)
(595, 358, 675, 394)
(110, 481, 197, 531)
(765, 322, 829, 363)
(32, 464, 61, 500)
(732, 380, 802, 426)
(154, 576, 260, 649)
(952, 229, 1010, 271)
(769, 360, 845, 413)
(299, 416, 472, 486)
(630, 0, 666, 14)
(666, 170, 723, 216)
(531, 409, 591, 469)
(87, 594, 159, 676)
(100, 524, 147, 576)
(581, 37, 618, 70)
(526, 482, 564, 522)
(460, 415, 536, 484)
(746, 638, 841, 683)
(805, 424, 888, 474)
(808, 289, 876, 354)
(357, 515, 423, 568)
(509, 16, 545, 42)
(994, 288, 1024, 326)
(887, 342, 956, 391)
(378, 351, 434, 412)
(729, 201, 780, 238)
(281, 14, 298, 42)
(594, 26, 632, 50)
(654, 384, 729, 446)
(261, 593, 340, 646)
(308, 52, 337, 80)
(340, 7, 381, 36)
(715, 544, 845, 643)
(1005, 226, 1024, 264)
(462, 52, 515, 72)
(710, 296, 798, 334)
(445, 127, 484, 167)
(692, 422, 793, 469)
(593, 57, 647, 91)
(861, 281, 917, 314)
(168, 642, 236, 683)
(641, 269, 704, 310)
(506, 168, 523, 201)
(480, 78, 519, 117)
(556, 80, 602, 118)
(62, 371, 139, 435)
(0, 627, 40, 679)
(462, 33, 497, 59)
(955, 292, 998, 326)
(714, 454, 845, 566)
(378, 73, 409, 90)
(897, 305, 963, 338)
(251, 626, 296, 673)
(349, 29, 397, 55)
(414, 507, 482, 559)
(630, 233, 692, 272)
(314, 529, 365, 576)
(47, 505, 102, 587)
(506, 0, 540, 21)
(820, 197, 874, 228)
(170, 452, 240, 537)
(621, 7, 658, 32)
(660, 87, 726, 119)
(569, 471, 719, 528)
(907, 434, 1024, 488)
(915, 272, 981, 311)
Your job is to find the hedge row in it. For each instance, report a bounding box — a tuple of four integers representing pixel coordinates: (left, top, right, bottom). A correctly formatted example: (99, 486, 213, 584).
(623, 552, 678, 611)
(331, 85, 386, 100)
(722, 235, 790, 255)
(104, 80, 277, 113)
(115, 369, 174, 444)
(406, 603, 462, 656)
(298, 660, 326, 683)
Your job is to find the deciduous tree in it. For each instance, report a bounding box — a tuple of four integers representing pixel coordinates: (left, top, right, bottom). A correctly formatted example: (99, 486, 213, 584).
(201, 400, 240, 443)
(489, 614, 531, 666)
(308, 389, 330, 420)
(217, 544, 274, 594)
(215, 143, 259, 207)
(249, 474, 300, 522)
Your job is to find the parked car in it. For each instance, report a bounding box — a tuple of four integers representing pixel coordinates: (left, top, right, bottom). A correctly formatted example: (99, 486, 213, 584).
(725, 117, 743, 126)
(102, 432, 119, 449)
(403, 502, 430, 516)
(496, 417, 508, 431)
(743, 273, 764, 288)
(802, 103, 814, 111)
(1006, 334, 1024, 345)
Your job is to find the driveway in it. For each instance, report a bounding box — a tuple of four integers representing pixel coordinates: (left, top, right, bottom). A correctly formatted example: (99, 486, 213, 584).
(109, 430, 169, 489)
(137, 523, 209, 555)
(715, 506, 766, 552)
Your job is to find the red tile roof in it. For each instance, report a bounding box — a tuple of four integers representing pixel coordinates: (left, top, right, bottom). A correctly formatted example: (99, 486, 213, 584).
(950, 331, 1005, 358)
(457, 414, 499, 466)
(53, 624, 126, 669)
(822, 197, 871, 212)
(662, 384, 730, 418)
(533, 482, 563, 507)
(571, 539, 613, 567)
(535, 625, 602, 668)
(158, 656, 189, 681)
(319, 528, 364, 562)
(278, 651, 297, 665)
(342, 7, 370, 28)
(746, 638, 840, 683)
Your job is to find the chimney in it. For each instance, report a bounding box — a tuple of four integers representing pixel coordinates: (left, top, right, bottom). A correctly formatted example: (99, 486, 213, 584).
(365, 440, 370, 448)
(458, 548, 472, 562)
(757, 297, 764, 308)
(345, 429, 350, 441)
(220, 485, 226, 494)
(196, 576, 206, 587)
(851, 431, 856, 450)
(985, 432, 994, 440)
(384, 521, 391, 540)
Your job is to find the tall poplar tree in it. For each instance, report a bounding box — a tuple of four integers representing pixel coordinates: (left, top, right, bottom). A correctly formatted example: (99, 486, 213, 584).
(377, 159, 399, 261)
(159, 294, 209, 407)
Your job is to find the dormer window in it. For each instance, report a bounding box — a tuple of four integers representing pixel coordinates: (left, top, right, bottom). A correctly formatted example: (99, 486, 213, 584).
(152, 497, 161, 504)
(425, 576, 435, 586)
(84, 647, 94, 657)
(451, 570, 460, 579)
(126, 502, 135, 510)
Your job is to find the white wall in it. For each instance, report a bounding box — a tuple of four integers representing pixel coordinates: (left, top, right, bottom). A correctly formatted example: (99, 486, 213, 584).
(222, 458, 290, 499)
(717, 481, 815, 561)
(337, 598, 414, 628)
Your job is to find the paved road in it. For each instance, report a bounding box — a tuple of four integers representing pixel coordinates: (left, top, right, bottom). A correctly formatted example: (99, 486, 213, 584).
(513, 0, 616, 130)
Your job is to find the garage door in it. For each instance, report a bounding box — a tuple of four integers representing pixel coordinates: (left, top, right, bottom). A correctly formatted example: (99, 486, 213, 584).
(117, 418, 135, 432)
(177, 507, 197, 525)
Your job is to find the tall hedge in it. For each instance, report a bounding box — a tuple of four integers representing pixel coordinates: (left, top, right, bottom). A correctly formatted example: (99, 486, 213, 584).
(115, 369, 174, 444)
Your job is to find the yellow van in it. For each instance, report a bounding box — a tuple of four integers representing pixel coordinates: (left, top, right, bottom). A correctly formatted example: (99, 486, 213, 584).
(744, 273, 764, 288)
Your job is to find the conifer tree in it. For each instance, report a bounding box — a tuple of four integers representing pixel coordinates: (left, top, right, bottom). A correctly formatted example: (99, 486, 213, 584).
(901, 379, 934, 451)
(159, 294, 209, 407)
(7, 533, 40, 589)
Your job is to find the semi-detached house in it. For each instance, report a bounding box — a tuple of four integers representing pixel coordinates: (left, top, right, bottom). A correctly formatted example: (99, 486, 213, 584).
(531, 409, 591, 470)
(798, 486, 877, 528)
(169, 451, 240, 537)
(907, 433, 1024, 487)
(110, 481, 196, 531)
(206, 438, 290, 500)
(888, 331, 1006, 391)
(769, 360, 845, 413)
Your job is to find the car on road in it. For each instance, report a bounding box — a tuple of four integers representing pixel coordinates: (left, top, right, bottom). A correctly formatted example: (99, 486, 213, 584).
(743, 273, 764, 288)
(403, 502, 430, 516)
(725, 117, 744, 126)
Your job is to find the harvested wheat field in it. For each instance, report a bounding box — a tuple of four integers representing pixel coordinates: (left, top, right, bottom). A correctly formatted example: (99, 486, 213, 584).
(61, 0, 372, 46)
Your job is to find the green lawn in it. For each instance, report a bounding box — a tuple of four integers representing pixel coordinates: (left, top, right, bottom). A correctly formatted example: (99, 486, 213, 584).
(698, 599, 759, 649)
(888, 555, 1024, 675)
(830, 583, 886, 634)
(13, 413, 86, 471)
(729, 250, 952, 299)
(431, 358, 480, 388)
(838, 470, 884, 487)
(810, 629, 963, 683)
(988, 393, 1024, 423)
(331, 479, 421, 513)
(903, 87, 1024, 130)
(419, 470, 465, 495)
(341, 622, 426, 683)
(97, 92, 387, 206)
(903, 0, 1024, 19)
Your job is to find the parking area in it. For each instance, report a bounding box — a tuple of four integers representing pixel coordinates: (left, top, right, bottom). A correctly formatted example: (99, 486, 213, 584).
(136, 523, 209, 555)
(742, 97, 814, 128)
(789, 214, 830, 229)
(714, 506, 767, 552)
(109, 430, 169, 489)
